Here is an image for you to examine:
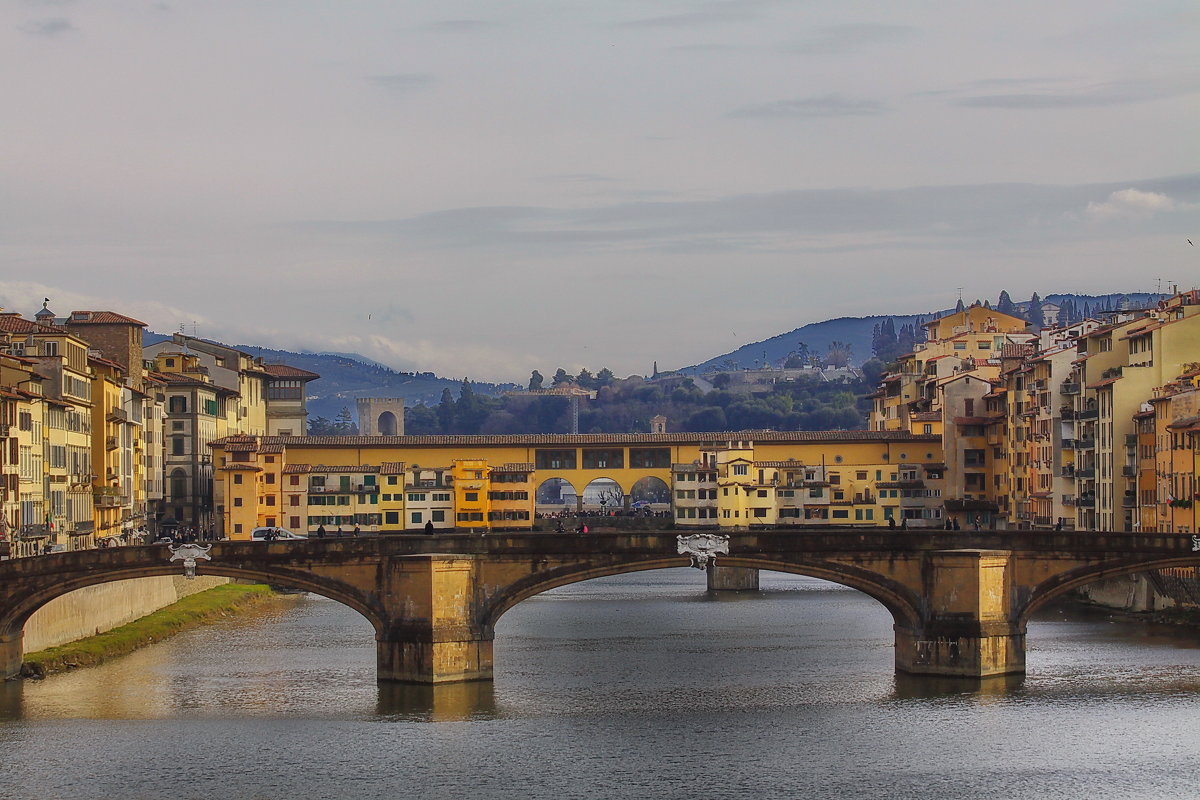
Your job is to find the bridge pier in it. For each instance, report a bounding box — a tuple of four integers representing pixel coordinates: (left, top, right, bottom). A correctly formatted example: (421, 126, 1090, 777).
(377, 554, 494, 684)
(706, 566, 760, 592)
(0, 631, 21, 680)
(895, 549, 1026, 678)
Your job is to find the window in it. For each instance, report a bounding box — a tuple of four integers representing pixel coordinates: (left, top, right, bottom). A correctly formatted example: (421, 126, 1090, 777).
(172, 437, 185, 455)
(168, 396, 187, 413)
(832, 509, 849, 518)
(535, 449, 577, 469)
(233, 498, 242, 507)
(265, 473, 275, 484)
(234, 474, 243, 485)
(410, 512, 422, 524)
(290, 495, 299, 506)
(923, 424, 933, 434)
(265, 496, 275, 506)
(465, 492, 478, 502)
(733, 464, 748, 476)
(583, 449, 623, 469)
(387, 475, 398, 485)
(432, 510, 445, 522)
(290, 475, 300, 485)
(408, 493, 426, 502)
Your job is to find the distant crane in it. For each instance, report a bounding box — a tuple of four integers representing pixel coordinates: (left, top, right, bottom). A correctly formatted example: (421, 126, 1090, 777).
(505, 385, 598, 434)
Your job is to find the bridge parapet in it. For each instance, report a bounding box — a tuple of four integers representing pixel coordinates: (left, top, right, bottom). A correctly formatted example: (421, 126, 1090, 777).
(0, 530, 1196, 683)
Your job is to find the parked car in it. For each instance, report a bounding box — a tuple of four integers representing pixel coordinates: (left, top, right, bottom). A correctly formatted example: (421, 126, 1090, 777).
(249, 527, 307, 541)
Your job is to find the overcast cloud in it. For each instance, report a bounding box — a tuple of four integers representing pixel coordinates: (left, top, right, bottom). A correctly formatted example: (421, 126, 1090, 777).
(1, 1, 1198, 382)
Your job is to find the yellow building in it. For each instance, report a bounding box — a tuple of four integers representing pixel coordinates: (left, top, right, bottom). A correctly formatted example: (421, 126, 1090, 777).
(211, 431, 944, 539)
(870, 305, 1033, 433)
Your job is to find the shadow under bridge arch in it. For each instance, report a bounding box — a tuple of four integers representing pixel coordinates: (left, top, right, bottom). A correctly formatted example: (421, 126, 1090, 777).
(478, 555, 924, 634)
(0, 561, 390, 645)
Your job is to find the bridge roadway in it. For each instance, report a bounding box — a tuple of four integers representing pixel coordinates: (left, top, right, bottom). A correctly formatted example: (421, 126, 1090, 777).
(2, 529, 1197, 683)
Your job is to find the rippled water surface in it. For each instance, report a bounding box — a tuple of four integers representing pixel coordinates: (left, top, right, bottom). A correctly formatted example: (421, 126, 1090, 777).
(2, 570, 1199, 800)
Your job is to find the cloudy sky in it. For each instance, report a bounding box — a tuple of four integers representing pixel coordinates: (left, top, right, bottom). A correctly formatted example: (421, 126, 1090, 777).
(2, 1, 1198, 381)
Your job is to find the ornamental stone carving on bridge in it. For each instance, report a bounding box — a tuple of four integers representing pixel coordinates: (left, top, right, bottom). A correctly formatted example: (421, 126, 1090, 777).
(1192, 535, 1200, 552)
(167, 543, 213, 579)
(676, 534, 730, 570)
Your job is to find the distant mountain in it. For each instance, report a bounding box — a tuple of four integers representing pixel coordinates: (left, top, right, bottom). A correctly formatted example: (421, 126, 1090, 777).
(681, 291, 1166, 372)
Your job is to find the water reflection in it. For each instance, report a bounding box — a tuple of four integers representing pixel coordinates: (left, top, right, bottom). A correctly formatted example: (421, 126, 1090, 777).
(891, 672, 1026, 701)
(376, 681, 497, 721)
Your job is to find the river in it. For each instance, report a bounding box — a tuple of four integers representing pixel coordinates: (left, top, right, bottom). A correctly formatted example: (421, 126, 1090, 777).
(2, 570, 1199, 800)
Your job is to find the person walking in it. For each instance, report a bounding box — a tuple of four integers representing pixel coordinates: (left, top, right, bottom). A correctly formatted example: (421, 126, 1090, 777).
(899, 518, 908, 530)
(888, 517, 896, 529)
(424, 520, 434, 534)
(353, 525, 360, 537)
(317, 524, 326, 539)
(973, 515, 982, 531)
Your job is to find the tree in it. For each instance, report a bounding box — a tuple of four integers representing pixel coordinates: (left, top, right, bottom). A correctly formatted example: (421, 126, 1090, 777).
(307, 415, 333, 435)
(576, 368, 595, 389)
(552, 368, 572, 386)
(824, 340, 853, 368)
(861, 358, 886, 387)
(334, 406, 357, 435)
(997, 290, 1015, 314)
(1028, 292, 1044, 329)
(528, 370, 544, 391)
(437, 388, 456, 432)
(595, 368, 615, 387)
(711, 373, 732, 389)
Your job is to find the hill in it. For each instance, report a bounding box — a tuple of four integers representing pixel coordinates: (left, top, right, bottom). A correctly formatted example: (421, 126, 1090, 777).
(681, 291, 1165, 372)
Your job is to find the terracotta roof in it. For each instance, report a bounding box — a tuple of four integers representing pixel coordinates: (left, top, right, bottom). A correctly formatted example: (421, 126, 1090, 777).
(67, 311, 147, 326)
(952, 416, 992, 426)
(911, 412, 941, 421)
(212, 430, 942, 448)
(1086, 376, 1122, 389)
(218, 464, 261, 472)
(0, 314, 66, 335)
(261, 363, 321, 380)
(379, 462, 405, 474)
(88, 354, 125, 371)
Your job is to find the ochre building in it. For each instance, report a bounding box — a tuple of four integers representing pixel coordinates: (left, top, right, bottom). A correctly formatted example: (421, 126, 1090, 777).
(211, 431, 945, 539)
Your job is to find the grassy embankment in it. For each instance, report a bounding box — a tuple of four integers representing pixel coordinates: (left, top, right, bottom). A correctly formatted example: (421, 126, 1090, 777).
(21, 583, 284, 678)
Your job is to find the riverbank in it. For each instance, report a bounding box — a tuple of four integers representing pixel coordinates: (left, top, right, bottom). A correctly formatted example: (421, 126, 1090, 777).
(19, 584, 289, 679)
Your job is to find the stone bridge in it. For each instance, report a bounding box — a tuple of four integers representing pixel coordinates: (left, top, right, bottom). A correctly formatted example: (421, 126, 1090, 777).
(2, 530, 1197, 683)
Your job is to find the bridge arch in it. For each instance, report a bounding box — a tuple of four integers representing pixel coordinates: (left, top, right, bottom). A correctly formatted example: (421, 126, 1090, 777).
(1018, 555, 1200, 627)
(0, 559, 387, 644)
(481, 556, 923, 634)
(535, 477, 578, 511)
(581, 478, 624, 511)
(629, 476, 670, 506)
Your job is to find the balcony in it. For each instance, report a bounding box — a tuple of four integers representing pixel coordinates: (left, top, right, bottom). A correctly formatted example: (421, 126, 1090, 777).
(1122, 494, 1136, 508)
(1074, 439, 1095, 450)
(1075, 467, 1095, 479)
(1061, 382, 1081, 395)
(105, 436, 119, 450)
(1121, 465, 1137, 478)
(1125, 434, 1138, 447)
(0, 424, 9, 437)
(1076, 409, 1098, 421)
(1076, 496, 1096, 508)
(1061, 439, 1076, 450)
(1060, 466, 1075, 477)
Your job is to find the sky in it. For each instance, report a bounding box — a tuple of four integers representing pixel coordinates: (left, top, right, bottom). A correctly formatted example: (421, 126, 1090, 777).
(2, 1, 1198, 382)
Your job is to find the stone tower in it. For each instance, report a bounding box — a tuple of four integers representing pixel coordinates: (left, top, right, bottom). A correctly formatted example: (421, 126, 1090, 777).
(356, 398, 406, 436)
(650, 415, 667, 434)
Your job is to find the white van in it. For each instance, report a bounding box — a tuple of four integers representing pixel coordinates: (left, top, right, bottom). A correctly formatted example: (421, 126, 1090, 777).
(249, 527, 307, 541)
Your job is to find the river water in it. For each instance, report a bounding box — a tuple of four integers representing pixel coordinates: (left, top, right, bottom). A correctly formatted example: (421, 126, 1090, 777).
(2, 570, 1199, 800)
